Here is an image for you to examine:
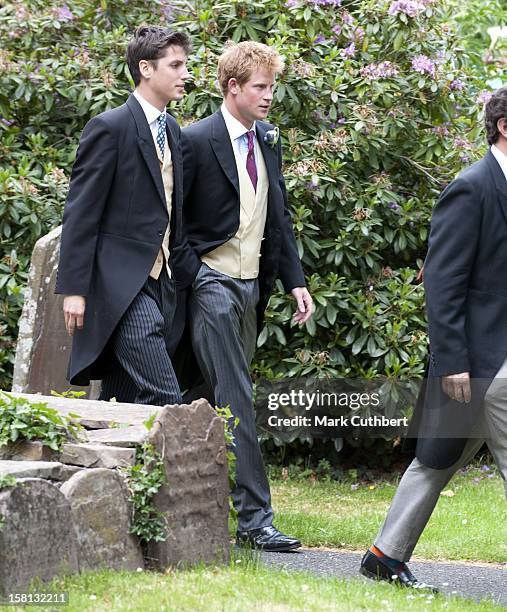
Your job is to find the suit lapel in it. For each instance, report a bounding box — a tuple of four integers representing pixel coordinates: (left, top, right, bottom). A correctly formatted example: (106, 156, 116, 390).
(126, 95, 166, 207)
(256, 122, 279, 191)
(209, 111, 240, 195)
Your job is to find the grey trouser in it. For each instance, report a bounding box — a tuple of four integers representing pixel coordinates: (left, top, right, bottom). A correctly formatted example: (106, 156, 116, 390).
(189, 263, 274, 531)
(375, 358, 507, 561)
(99, 266, 182, 406)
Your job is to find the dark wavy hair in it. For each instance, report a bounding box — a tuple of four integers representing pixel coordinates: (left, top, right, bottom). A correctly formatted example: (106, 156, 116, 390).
(126, 25, 191, 87)
(485, 86, 507, 145)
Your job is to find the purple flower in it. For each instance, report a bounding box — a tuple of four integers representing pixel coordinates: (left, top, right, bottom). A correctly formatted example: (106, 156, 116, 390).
(450, 78, 465, 91)
(431, 125, 450, 136)
(338, 117, 346, 124)
(1, 118, 14, 127)
(332, 25, 342, 36)
(477, 90, 493, 105)
(315, 34, 327, 44)
(388, 202, 400, 210)
(58, 4, 74, 20)
(351, 27, 365, 42)
(342, 11, 354, 25)
(388, 0, 424, 17)
(360, 61, 399, 80)
(285, 0, 297, 6)
(480, 465, 491, 472)
(340, 42, 356, 59)
(411, 54, 436, 77)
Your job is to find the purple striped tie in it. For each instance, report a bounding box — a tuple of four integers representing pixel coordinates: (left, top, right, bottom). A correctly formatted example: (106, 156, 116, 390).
(246, 130, 258, 192)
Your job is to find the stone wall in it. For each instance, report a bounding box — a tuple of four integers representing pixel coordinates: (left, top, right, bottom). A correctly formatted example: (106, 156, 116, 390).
(0, 394, 230, 596)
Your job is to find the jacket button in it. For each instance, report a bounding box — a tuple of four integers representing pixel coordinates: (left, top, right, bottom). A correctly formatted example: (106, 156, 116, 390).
(158, 231, 163, 236)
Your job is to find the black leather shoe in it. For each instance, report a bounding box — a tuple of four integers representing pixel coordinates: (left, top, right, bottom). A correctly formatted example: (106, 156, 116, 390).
(236, 525, 301, 552)
(360, 550, 438, 592)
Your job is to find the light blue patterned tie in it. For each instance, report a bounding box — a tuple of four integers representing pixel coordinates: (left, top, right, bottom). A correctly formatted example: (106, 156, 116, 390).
(156, 113, 166, 160)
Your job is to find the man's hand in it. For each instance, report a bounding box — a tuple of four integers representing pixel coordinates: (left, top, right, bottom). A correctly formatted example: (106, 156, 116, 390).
(441, 371, 471, 403)
(63, 296, 86, 336)
(291, 287, 313, 325)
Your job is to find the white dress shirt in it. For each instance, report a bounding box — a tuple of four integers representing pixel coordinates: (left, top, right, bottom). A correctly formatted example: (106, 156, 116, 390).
(221, 103, 258, 162)
(491, 144, 507, 182)
(133, 90, 166, 146)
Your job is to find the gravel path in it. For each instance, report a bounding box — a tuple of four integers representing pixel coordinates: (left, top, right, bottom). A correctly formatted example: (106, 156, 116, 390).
(259, 548, 507, 607)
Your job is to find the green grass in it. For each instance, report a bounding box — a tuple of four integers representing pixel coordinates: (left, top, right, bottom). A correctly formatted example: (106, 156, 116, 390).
(263, 465, 506, 563)
(22, 557, 504, 612)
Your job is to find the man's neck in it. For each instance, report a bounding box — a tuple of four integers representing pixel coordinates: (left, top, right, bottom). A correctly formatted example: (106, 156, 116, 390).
(135, 86, 166, 113)
(223, 98, 254, 130)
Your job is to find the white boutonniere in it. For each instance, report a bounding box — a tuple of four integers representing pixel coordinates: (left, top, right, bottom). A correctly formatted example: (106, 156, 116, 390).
(263, 127, 280, 148)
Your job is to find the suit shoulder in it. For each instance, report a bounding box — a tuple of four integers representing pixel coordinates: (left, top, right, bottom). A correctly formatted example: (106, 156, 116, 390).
(85, 104, 129, 133)
(182, 113, 215, 138)
(455, 155, 489, 188)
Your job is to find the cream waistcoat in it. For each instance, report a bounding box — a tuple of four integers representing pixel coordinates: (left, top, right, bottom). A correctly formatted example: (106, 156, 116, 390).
(202, 140, 269, 278)
(149, 137, 173, 280)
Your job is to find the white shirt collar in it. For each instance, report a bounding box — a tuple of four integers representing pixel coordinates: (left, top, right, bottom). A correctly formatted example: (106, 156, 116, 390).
(221, 102, 256, 142)
(133, 90, 166, 126)
(491, 144, 507, 182)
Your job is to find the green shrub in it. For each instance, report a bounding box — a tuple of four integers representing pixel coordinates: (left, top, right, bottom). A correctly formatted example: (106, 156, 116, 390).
(0, 391, 81, 450)
(0, 0, 503, 460)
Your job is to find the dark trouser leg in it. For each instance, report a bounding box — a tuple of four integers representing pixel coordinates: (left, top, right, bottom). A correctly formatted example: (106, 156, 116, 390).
(100, 267, 182, 406)
(189, 264, 273, 531)
(99, 359, 138, 403)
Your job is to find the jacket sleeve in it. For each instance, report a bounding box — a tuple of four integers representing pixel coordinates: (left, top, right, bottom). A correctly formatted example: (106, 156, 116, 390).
(55, 116, 117, 296)
(423, 176, 482, 376)
(276, 137, 306, 292)
(170, 125, 201, 286)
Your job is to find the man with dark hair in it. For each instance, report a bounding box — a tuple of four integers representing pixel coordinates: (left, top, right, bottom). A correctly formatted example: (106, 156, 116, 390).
(56, 25, 194, 405)
(360, 86, 507, 589)
(177, 41, 313, 551)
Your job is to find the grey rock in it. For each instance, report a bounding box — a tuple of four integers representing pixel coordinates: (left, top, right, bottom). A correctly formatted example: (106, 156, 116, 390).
(0, 441, 57, 462)
(85, 425, 148, 447)
(9, 393, 160, 428)
(60, 469, 143, 572)
(0, 478, 78, 596)
(60, 444, 135, 468)
(10, 226, 92, 397)
(146, 399, 230, 568)
(0, 460, 81, 481)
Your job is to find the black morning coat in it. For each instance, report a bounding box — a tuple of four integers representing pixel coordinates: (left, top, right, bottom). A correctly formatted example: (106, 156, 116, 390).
(413, 149, 507, 469)
(55, 94, 196, 386)
(170, 110, 306, 395)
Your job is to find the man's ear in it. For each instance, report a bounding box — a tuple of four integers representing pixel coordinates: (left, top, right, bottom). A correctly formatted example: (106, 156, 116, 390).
(139, 59, 153, 80)
(228, 77, 240, 95)
(497, 117, 507, 138)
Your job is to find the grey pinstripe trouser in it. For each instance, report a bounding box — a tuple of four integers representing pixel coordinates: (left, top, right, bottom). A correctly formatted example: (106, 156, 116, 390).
(189, 263, 274, 531)
(99, 266, 182, 406)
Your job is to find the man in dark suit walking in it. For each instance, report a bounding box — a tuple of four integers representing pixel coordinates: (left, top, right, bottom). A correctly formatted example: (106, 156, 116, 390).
(180, 41, 313, 551)
(361, 86, 507, 589)
(56, 26, 195, 405)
